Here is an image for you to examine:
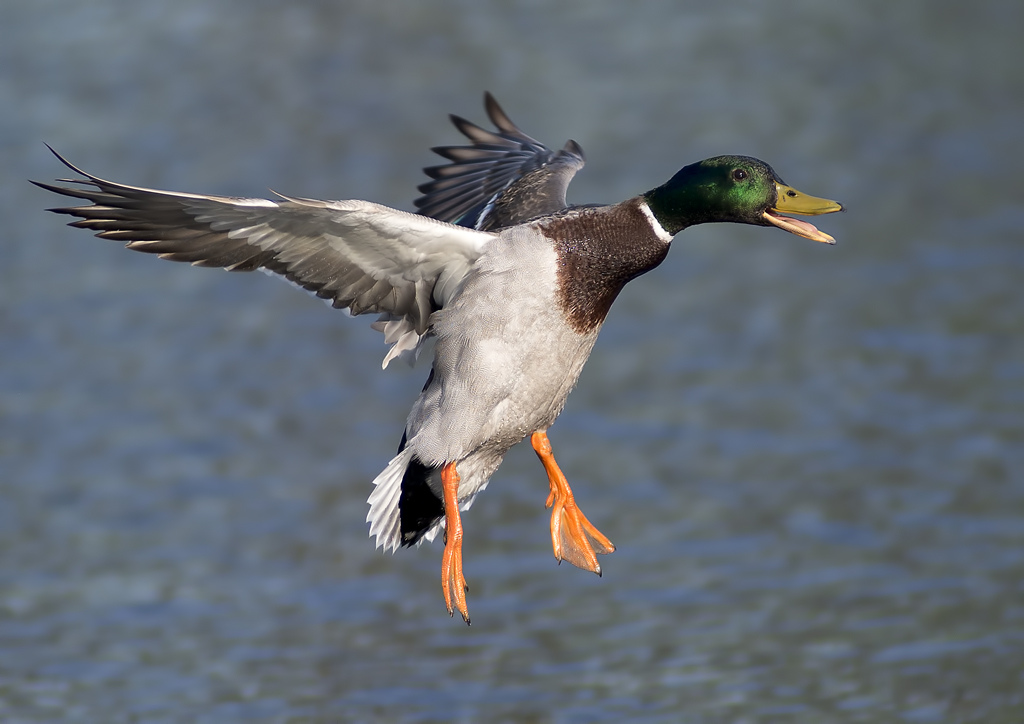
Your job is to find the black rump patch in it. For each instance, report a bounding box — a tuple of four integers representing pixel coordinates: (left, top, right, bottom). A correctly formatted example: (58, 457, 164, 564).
(399, 456, 444, 546)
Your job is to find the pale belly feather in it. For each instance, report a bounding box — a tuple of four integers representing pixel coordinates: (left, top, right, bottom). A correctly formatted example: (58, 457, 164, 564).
(404, 228, 601, 500)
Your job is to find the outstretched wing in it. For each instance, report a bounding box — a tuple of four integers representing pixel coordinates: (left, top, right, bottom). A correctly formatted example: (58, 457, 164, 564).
(34, 147, 495, 367)
(414, 92, 585, 231)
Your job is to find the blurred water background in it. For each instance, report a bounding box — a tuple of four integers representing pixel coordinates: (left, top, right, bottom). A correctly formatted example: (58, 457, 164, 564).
(2, 1, 1023, 721)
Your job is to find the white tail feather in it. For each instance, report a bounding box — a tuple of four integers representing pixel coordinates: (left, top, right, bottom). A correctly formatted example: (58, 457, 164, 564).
(366, 447, 415, 552)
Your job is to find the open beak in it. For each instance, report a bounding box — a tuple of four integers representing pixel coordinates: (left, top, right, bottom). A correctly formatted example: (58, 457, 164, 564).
(763, 182, 843, 244)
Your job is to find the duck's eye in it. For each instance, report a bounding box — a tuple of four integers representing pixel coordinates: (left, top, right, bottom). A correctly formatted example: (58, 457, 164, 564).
(731, 168, 748, 182)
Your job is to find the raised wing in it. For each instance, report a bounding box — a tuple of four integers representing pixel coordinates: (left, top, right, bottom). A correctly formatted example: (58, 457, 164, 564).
(414, 92, 585, 231)
(34, 147, 494, 367)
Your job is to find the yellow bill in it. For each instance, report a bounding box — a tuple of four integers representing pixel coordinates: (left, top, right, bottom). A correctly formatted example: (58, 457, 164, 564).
(763, 182, 843, 244)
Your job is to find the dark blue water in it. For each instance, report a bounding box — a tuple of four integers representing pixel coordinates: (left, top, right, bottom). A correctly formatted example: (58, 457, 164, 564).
(3, 2, 1023, 721)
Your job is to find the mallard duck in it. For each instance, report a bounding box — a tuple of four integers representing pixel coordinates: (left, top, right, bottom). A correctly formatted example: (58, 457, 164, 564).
(34, 93, 841, 624)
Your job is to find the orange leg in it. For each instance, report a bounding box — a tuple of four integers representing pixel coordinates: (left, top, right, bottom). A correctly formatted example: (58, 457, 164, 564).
(530, 431, 615, 575)
(440, 461, 471, 624)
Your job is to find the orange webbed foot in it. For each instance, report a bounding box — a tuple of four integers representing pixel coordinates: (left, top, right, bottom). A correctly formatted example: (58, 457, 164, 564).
(531, 431, 615, 575)
(440, 462, 471, 624)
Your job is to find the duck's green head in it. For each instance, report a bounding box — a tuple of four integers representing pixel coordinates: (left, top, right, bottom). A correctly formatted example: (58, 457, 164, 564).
(643, 155, 842, 243)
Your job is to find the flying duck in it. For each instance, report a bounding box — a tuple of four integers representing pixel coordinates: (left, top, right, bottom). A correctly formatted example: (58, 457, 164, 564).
(34, 93, 842, 624)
